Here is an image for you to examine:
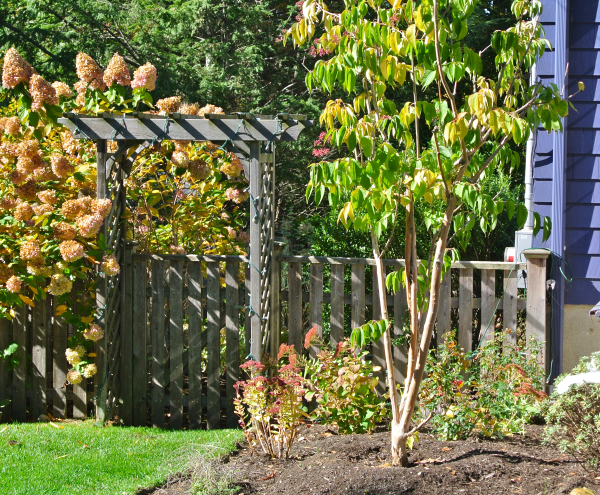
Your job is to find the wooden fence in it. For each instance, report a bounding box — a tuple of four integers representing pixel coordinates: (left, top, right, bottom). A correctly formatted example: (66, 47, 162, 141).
(0, 250, 549, 427)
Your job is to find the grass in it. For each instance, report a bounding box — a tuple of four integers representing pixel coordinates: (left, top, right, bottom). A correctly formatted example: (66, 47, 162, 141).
(0, 420, 243, 495)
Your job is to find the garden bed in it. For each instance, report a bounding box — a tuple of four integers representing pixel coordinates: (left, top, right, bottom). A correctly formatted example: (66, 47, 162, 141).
(150, 424, 598, 495)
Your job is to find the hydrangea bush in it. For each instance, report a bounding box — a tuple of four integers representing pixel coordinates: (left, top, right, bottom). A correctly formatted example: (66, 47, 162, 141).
(1, 47, 248, 386)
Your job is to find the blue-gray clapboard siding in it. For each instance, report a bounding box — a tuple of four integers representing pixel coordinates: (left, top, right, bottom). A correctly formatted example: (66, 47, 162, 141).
(533, 0, 600, 304)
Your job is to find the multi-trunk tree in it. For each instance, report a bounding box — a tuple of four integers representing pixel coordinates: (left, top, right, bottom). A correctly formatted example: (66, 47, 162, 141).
(286, 0, 569, 465)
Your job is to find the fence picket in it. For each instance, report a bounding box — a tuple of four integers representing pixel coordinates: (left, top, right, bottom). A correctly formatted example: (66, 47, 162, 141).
(0, 318, 11, 421)
(437, 270, 452, 340)
(150, 259, 166, 428)
(206, 262, 221, 429)
(31, 299, 46, 420)
(244, 264, 251, 359)
(12, 305, 27, 422)
(120, 245, 133, 425)
(188, 261, 203, 429)
(392, 267, 407, 384)
(480, 269, 496, 346)
(503, 269, 518, 347)
(52, 298, 67, 419)
(169, 260, 184, 429)
(132, 259, 147, 426)
(72, 281, 87, 419)
(330, 264, 344, 346)
(226, 262, 240, 429)
(372, 272, 386, 395)
(288, 262, 302, 352)
(351, 265, 365, 331)
(309, 263, 323, 356)
(458, 268, 473, 353)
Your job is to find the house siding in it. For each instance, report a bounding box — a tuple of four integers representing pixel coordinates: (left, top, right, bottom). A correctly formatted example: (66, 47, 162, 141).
(534, 0, 600, 305)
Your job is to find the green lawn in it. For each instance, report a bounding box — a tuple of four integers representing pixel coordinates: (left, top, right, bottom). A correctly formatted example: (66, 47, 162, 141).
(0, 420, 243, 495)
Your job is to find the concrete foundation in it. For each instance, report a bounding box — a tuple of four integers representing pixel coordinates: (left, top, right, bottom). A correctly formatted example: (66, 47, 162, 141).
(563, 305, 600, 373)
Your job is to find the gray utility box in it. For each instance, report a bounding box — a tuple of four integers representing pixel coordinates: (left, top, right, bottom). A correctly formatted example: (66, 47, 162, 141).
(515, 230, 533, 289)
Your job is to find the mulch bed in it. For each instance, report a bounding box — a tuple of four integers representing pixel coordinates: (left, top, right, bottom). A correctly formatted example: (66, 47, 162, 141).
(147, 424, 598, 495)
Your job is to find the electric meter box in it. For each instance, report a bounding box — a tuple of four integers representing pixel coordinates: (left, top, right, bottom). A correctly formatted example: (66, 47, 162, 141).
(514, 230, 533, 289)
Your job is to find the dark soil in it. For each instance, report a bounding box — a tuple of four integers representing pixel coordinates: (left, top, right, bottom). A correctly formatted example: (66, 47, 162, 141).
(147, 424, 598, 495)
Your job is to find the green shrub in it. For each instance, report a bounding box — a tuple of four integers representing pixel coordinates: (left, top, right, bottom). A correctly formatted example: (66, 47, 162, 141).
(544, 353, 600, 469)
(418, 330, 547, 440)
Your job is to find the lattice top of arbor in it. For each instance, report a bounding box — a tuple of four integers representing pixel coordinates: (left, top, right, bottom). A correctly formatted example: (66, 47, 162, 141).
(57, 111, 313, 421)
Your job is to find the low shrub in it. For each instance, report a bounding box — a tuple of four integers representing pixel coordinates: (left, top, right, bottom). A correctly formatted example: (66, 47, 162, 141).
(544, 352, 600, 470)
(418, 330, 547, 440)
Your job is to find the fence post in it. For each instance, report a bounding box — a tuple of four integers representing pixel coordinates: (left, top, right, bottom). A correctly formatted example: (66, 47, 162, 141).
(523, 249, 550, 382)
(270, 242, 284, 357)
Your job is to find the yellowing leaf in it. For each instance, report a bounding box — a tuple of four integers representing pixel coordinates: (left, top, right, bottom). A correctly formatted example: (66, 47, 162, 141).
(578, 81, 585, 92)
(9, 308, 15, 319)
(405, 24, 417, 48)
(81, 316, 94, 324)
(18, 295, 35, 308)
(28, 285, 38, 296)
(55, 305, 68, 316)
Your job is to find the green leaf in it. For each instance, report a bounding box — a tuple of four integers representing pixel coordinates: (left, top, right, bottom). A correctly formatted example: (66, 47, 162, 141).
(360, 136, 373, 158)
(542, 215, 552, 242)
(533, 211, 541, 237)
(422, 69, 437, 88)
(506, 200, 515, 220)
(516, 204, 528, 230)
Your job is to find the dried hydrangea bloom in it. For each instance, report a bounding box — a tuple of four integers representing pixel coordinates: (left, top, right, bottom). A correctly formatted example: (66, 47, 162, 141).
(179, 102, 200, 115)
(203, 141, 220, 151)
(76, 196, 93, 214)
(226, 227, 236, 239)
(75, 52, 104, 84)
(16, 155, 36, 175)
(59, 240, 84, 262)
(198, 104, 225, 117)
(20, 239, 41, 260)
(66, 369, 82, 385)
(5, 275, 21, 293)
(9, 170, 27, 186)
(47, 273, 72, 296)
(170, 245, 186, 255)
(225, 187, 249, 204)
(61, 199, 82, 220)
(17, 139, 39, 158)
(37, 189, 57, 205)
(173, 140, 190, 152)
(26, 259, 52, 277)
(102, 254, 120, 276)
(220, 153, 244, 178)
(32, 203, 53, 216)
(0, 265, 14, 284)
(29, 74, 58, 110)
(131, 62, 157, 91)
(156, 96, 181, 115)
(103, 53, 131, 87)
(3, 116, 21, 136)
(90, 198, 111, 218)
(15, 180, 37, 201)
(65, 348, 82, 366)
(61, 131, 80, 155)
(0, 196, 17, 211)
(171, 150, 189, 168)
(82, 363, 97, 379)
(2, 48, 35, 89)
(32, 167, 54, 182)
(76, 214, 103, 237)
(50, 154, 74, 178)
(54, 261, 67, 273)
(51, 81, 72, 99)
(54, 221, 77, 241)
(13, 202, 34, 221)
(188, 159, 210, 181)
(83, 323, 103, 342)
(237, 231, 250, 243)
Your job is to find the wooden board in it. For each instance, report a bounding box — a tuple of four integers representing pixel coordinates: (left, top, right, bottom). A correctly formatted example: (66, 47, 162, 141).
(525, 257, 548, 375)
(480, 269, 496, 346)
(119, 245, 134, 424)
(169, 260, 184, 429)
(225, 262, 240, 429)
(437, 270, 452, 340)
(52, 298, 68, 419)
(12, 305, 27, 422)
(150, 259, 166, 428)
(249, 142, 262, 362)
(72, 281, 87, 419)
(503, 269, 518, 347)
(206, 262, 221, 429)
(458, 268, 473, 353)
(330, 264, 345, 346)
(31, 298, 46, 420)
(309, 263, 324, 356)
(351, 265, 366, 331)
(0, 318, 11, 421)
(132, 259, 148, 426)
(187, 261, 203, 429)
(372, 270, 386, 395)
(244, 264, 251, 358)
(288, 262, 303, 352)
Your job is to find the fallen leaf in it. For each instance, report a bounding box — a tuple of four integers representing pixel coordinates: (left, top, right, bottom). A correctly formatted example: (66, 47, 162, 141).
(54, 454, 70, 460)
(376, 462, 392, 468)
(259, 471, 277, 481)
(452, 470, 456, 475)
(8, 440, 19, 445)
(569, 489, 595, 495)
(49, 422, 64, 429)
(323, 432, 333, 437)
(417, 457, 441, 464)
(445, 466, 452, 470)
(441, 447, 452, 452)
(331, 451, 336, 454)
(0, 426, 8, 434)
(569, 472, 578, 476)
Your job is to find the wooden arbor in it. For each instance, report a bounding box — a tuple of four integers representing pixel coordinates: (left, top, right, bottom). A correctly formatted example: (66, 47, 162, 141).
(58, 112, 313, 421)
